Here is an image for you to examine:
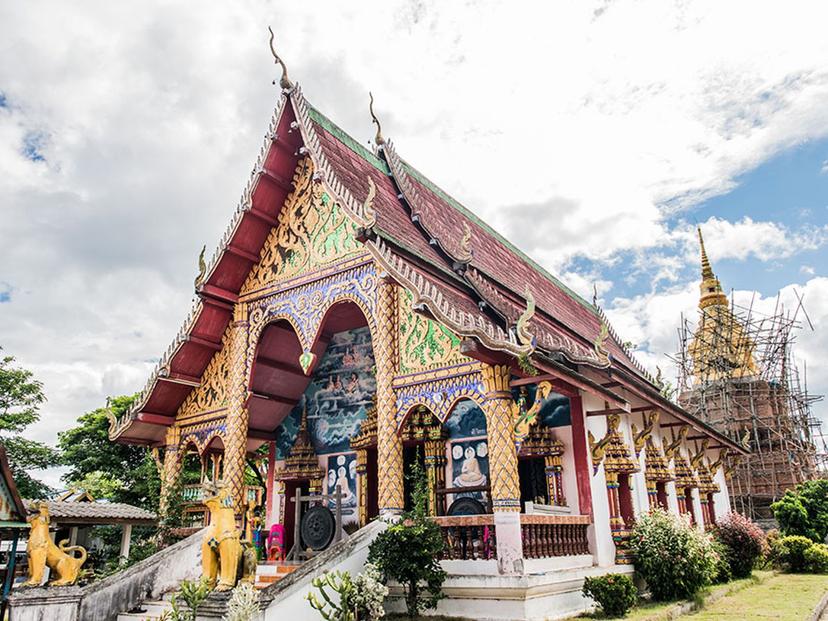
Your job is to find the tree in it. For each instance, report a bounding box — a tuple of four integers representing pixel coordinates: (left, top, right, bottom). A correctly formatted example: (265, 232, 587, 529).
(57, 394, 160, 509)
(0, 350, 61, 498)
(367, 454, 446, 617)
(771, 479, 828, 543)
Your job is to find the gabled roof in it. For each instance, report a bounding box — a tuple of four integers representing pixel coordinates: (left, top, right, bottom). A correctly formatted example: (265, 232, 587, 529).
(111, 84, 658, 445)
(23, 500, 156, 526)
(0, 444, 26, 524)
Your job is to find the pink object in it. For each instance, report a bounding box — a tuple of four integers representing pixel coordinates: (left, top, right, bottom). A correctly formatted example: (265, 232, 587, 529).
(267, 524, 285, 561)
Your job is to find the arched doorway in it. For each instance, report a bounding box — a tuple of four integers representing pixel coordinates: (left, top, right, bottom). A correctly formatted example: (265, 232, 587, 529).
(247, 301, 378, 549)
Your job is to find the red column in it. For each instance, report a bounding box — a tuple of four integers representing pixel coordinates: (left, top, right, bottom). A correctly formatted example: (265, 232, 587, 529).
(569, 395, 593, 517)
(265, 441, 276, 527)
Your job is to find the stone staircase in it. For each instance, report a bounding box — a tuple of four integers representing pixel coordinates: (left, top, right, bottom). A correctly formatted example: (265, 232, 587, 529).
(254, 561, 302, 589)
(114, 561, 303, 620)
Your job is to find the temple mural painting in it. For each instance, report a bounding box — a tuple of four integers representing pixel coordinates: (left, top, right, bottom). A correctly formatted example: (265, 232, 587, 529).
(326, 452, 358, 525)
(450, 439, 490, 502)
(445, 399, 487, 438)
(275, 327, 375, 458)
(515, 385, 572, 428)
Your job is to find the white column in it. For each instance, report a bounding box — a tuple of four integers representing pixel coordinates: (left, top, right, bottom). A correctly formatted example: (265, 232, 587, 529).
(119, 524, 133, 563)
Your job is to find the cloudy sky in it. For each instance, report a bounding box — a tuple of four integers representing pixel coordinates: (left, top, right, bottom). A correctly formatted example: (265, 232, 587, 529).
(2, 1, 827, 488)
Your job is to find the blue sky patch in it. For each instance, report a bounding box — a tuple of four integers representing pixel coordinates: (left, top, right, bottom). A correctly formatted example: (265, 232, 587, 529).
(0, 92, 6, 108)
(22, 131, 47, 162)
(0, 283, 12, 304)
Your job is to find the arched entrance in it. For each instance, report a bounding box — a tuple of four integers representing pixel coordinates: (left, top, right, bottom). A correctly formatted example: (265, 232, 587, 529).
(247, 300, 378, 550)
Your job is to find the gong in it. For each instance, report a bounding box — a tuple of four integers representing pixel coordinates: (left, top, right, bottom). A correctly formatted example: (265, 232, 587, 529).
(300, 504, 336, 551)
(446, 496, 486, 516)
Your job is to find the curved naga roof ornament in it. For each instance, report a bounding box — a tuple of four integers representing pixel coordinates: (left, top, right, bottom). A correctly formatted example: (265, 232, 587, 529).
(663, 425, 689, 460)
(369, 92, 385, 147)
(515, 286, 537, 350)
(194, 244, 207, 290)
(594, 321, 610, 364)
(268, 26, 294, 91)
(362, 177, 377, 229)
(455, 222, 474, 264)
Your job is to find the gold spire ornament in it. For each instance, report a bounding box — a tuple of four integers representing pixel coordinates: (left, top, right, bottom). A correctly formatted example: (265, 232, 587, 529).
(268, 26, 294, 90)
(688, 227, 758, 383)
(369, 92, 385, 146)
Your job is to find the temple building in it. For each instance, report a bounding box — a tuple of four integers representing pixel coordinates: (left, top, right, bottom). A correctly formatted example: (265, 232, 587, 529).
(104, 61, 747, 617)
(678, 229, 823, 523)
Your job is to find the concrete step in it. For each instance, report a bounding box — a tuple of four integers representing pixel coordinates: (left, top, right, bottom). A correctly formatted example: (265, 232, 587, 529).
(117, 600, 173, 621)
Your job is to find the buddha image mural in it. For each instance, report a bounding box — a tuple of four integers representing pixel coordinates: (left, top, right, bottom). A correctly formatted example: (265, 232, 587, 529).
(450, 440, 489, 501)
(327, 453, 358, 524)
(275, 327, 375, 458)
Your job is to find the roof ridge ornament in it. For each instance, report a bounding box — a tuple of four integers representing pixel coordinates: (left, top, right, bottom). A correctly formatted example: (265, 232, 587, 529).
(362, 176, 377, 228)
(456, 222, 473, 264)
(515, 286, 536, 349)
(369, 92, 385, 147)
(268, 26, 294, 91)
(194, 244, 207, 289)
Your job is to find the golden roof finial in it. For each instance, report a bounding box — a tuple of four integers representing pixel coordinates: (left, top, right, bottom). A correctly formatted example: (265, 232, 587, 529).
(696, 226, 727, 310)
(268, 27, 294, 91)
(698, 226, 714, 281)
(369, 92, 385, 146)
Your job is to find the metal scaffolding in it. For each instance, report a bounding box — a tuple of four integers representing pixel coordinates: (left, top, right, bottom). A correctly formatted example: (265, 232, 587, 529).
(672, 292, 826, 522)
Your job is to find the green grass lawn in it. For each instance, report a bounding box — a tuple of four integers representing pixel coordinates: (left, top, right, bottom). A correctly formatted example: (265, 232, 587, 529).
(689, 572, 828, 620)
(581, 571, 828, 620)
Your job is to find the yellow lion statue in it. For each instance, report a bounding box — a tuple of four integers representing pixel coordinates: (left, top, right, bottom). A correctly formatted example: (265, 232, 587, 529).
(23, 502, 87, 587)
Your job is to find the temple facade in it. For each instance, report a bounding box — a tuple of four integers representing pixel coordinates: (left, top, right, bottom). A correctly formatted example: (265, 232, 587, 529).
(108, 72, 746, 607)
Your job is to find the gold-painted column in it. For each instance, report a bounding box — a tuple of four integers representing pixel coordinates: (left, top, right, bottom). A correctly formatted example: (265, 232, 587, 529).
(222, 303, 251, 515)
(424, 439, 447, 516)
(376, 279, 404, 515)
(159, 425, 182, 519)
(480, 364, 524, 574)
(480, 364, 521, 511)
(355, 449, 369, 526)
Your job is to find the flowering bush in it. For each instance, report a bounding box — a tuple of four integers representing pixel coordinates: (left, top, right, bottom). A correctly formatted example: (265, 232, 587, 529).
(224, 582, 260, 621)
(772, 535, 814, 572)
(348, 563, 388, 621)
(804, 543, 828, 574)
(713, 512, 767, 578)
(582, 574, 638, 618)
(629, 508, 718, 601)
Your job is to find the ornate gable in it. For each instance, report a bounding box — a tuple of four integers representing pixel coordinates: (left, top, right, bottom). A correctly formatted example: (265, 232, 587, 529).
(398, 288, 468, 374)
(177, 327, 232, 421)
(241, 157, 363, 295)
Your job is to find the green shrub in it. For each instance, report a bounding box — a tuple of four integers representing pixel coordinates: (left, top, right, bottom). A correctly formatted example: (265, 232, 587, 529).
(713, 512, 766, 578)
(710, 539, 732, 584)
(804, 543, 828, 574)
(771, 479, 828, 543)
(773, 535, 814, 572)
(368, 456, 446, 617)
(629, 508, 718, 601)
(582, 573, 638, 618)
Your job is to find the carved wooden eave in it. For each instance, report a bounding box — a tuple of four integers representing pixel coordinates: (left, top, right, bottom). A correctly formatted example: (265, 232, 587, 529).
(674, 455, 699, 490)
(518, 425, 564, 459)
(399, 406, 446, 444)
(644, 438, 674, 483)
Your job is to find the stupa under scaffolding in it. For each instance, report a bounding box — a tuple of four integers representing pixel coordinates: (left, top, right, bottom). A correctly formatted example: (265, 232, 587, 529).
(672, 229, 826, 523)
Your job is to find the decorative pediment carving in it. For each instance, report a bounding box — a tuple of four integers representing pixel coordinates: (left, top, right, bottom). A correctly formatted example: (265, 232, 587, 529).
(241, 157, 362, 294)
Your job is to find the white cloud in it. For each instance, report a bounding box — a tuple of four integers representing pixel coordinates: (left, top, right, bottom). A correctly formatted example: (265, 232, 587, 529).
(606, 277, 828, 432)
(0, 1, 827, 485)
